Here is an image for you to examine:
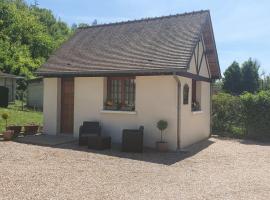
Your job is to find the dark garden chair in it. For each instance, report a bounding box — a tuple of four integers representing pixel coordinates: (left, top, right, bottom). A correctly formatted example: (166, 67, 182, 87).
(79, 121, 101, 146)
(122, 126, 144, 153)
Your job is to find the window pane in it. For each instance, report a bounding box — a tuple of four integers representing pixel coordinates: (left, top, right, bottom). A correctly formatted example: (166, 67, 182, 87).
(109, 79, 122, 104)
(124, 79, 135, 106)
(106, 77, 135, 110)
(183, 84, 189, 105)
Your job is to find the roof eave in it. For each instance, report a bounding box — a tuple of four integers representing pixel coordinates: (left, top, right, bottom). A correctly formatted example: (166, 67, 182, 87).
(36, 68, 187, 78)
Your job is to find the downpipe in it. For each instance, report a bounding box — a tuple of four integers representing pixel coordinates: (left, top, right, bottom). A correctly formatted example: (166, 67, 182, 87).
(173, 74, 181, 150)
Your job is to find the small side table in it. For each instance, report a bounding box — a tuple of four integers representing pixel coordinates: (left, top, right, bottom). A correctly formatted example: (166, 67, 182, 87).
(88, 136, 111, 150)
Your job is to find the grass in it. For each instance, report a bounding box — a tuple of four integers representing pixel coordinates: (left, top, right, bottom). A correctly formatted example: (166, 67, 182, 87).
(0, 101, 43, 133)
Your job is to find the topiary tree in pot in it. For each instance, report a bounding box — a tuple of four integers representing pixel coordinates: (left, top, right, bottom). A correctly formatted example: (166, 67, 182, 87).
(2, 113, 8, 129)
(1, 113, 14, 140)
(156, 120, 168, 152)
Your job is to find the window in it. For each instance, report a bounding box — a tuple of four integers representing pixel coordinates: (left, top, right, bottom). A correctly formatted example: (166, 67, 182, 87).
(183, 84, 189, 105)
(192, 79, 202, 111)
(105, 77, 135, 111)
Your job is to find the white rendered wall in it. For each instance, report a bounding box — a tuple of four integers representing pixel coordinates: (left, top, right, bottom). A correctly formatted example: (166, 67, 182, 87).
(43, 78, 61, 135)
(178, 76, 211, 148)
(73, 76, 178, 150)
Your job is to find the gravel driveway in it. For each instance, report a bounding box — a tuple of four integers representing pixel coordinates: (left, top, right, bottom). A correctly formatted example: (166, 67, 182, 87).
(0, 137, 269, 200)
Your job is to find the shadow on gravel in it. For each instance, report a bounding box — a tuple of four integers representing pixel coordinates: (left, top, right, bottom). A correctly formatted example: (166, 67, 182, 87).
(13, 134, 214, 165)
(239, 140, 270, 146)
(54, 139, 214, 166)
(211, 135, 270, 146)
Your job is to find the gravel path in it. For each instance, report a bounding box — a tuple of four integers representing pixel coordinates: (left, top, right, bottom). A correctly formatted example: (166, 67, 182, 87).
(0, 137, 269, 200)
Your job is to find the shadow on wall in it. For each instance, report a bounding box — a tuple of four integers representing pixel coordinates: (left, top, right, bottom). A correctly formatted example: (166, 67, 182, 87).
(14, 135, 215, 165)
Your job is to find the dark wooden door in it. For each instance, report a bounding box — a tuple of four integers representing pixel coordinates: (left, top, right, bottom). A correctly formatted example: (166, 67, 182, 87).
(61, 78, 74, 134)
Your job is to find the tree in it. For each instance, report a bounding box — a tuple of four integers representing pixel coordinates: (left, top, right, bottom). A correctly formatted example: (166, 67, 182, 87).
(222, 61, 242, 95)
(157, 120, 168, 142)
(259, 70, 270, 91)
(241, 58, 260, 93)
(1, 113, 9, 129)
(0, 0, 71, 89)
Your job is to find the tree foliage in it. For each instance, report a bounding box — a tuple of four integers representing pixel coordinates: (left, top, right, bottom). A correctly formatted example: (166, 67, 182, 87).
(0, 0, 71, 80)
(222, 59, 260, 94)
(222, 61, 242, 95)
(241, 59, 260, 93)
(157, 120, 168, 142)
(260, 74, 270, 91)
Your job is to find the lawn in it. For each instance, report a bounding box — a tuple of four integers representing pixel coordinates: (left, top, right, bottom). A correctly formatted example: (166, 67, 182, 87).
(0, 101, 43, 132)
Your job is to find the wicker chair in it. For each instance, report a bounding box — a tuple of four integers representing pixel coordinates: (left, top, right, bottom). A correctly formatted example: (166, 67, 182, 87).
(122, 126, 144, 153)
(79, 121, 101, 146)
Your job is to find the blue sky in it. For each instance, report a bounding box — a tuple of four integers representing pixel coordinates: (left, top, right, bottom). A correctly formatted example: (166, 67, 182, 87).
(26, 0, 270, 75)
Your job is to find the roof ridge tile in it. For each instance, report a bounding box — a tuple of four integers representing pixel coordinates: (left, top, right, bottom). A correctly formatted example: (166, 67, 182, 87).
(78, 10, 209, 29)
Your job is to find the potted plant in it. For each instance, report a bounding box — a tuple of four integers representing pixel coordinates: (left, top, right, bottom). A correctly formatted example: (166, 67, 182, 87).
(192, 101, 201, 111)
(1, 113, 8, 128)
(7, 125, 22, 138)
(1, 113, 14, 140)
(24, 123, 39, 135)
(156, 120, 168, 152)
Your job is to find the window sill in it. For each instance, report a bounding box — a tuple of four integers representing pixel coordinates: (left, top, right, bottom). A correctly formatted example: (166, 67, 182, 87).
(100, 110, 137, 115)
(192, 110, 203, 115)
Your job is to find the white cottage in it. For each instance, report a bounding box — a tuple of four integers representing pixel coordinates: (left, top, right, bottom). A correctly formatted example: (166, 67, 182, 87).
(37, 10, 221, 150)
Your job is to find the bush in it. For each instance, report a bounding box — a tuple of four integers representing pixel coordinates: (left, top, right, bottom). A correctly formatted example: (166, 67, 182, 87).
(0, 86, 9, 108)
(157, 120, 168, 142)
(241, 91, 270, 141)
(212, 91, 270, 141)
(212, 93, 244, 137)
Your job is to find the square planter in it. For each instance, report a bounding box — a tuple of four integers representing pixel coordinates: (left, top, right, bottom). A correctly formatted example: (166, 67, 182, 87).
(7, 125, 22, 138)
(156, 141, 168, 152)
(24, 125, 39, 135)
(2, 130, 14, 141)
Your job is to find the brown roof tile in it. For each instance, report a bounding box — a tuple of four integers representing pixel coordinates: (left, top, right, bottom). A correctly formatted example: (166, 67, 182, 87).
(37, 10, 220, 79)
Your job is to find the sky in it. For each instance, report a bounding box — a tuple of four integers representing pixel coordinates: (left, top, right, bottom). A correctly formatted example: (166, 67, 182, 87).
(26, 0, 270, 75)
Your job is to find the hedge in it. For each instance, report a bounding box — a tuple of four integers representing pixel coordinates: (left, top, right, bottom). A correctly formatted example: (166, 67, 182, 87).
(241, 91, 270, 140)
(212, 91, 270, 141)
(0, 86, 9, 108)
(212, 93, 244, 138)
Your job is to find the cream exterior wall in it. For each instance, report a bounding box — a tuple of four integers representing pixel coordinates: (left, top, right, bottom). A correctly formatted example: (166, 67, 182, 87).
(188, 39, 210, 79)
(178, 76, 210, 148)
(43, 74, 210, 150)
(42, 39, 211, 150)
(73, 76, 178, 150)
(180, 37, 211, 148)
(43, 78, 61, 135)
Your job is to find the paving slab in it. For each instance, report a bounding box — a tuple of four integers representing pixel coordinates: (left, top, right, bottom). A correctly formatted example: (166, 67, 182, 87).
(14, 134, 76, 146)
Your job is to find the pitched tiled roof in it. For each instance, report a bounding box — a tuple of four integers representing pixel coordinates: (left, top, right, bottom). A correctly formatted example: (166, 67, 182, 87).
(37, 10, 220, 79)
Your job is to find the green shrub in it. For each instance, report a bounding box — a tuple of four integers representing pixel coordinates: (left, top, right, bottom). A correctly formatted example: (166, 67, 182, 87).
(212, 91, 270, 141)
(1, 113, 9, 129)
(157, 120, 168, 142)
(212, 93, 244, 136)
(241, 91, 270, 141)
